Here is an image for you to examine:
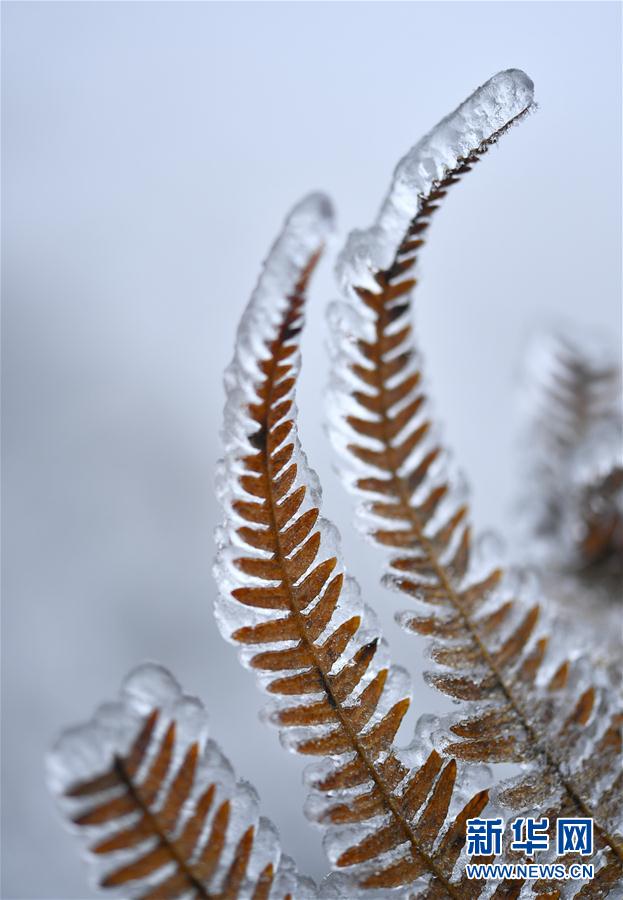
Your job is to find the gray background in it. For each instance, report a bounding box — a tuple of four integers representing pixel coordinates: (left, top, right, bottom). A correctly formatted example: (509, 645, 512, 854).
(2, 2, 621, 897)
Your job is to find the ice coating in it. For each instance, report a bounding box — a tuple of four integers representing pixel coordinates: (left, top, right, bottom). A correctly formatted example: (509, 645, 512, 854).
(226, 191, 334, 399)
(336, 69, 534, 291)
(47, 663, 317, 898)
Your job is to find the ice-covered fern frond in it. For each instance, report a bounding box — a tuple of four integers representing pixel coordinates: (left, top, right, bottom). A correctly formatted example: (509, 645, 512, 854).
(520, 329, 623, 576)
(214, 195, 512, 897)
(47, 663, 316, 899)
(516, 329, 622, 670)
(327, 70, 623, 892)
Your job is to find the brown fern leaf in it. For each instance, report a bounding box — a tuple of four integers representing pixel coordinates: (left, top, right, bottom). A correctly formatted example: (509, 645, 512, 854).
(48, 664, 315, 899)
(215, 195, 513, 897)
(327, 70, 623, 890)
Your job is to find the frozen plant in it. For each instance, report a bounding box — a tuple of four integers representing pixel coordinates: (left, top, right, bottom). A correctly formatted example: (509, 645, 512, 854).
(49, 72, 623, 899)
(515, 330, 622, 658)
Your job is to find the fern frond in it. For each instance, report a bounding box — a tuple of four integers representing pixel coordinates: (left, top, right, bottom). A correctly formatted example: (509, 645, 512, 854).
(48, 663, 316, 899)
(520, 329, 623, 574)
(214, 194, 514, 897)
(516, 329, 623, 672)
(326, 69, 623, 890)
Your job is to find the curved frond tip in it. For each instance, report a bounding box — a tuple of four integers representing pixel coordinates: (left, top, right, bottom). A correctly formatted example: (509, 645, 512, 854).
(47, 663, 316, 899)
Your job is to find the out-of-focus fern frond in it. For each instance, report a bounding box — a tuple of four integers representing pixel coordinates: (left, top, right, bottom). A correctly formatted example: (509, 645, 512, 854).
(48, 664, 317, 899)
(517, 329, 623, 667)
(521, 330, 622, 568)
(327, 71, 623, 894)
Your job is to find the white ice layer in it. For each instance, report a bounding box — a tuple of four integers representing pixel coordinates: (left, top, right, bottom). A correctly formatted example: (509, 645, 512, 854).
(223, 191, 335, 417)
(47, 663, 317, 899)
(336, 69, 534, 291)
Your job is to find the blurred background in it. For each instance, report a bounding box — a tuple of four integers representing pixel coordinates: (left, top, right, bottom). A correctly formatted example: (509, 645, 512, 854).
(2, 2, 621, 897)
